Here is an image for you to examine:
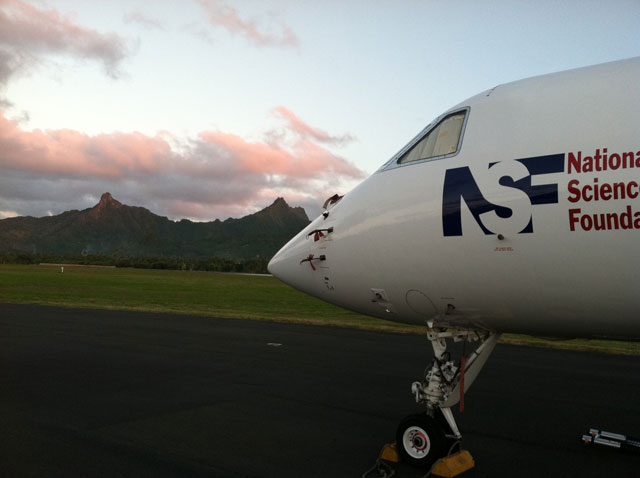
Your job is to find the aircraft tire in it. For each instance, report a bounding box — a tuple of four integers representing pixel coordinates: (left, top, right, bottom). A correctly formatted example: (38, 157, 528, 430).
(396, 414, 446, 468)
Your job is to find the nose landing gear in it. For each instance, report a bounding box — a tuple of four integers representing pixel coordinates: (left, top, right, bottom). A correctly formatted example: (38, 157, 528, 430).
(395, 325, 500, 468)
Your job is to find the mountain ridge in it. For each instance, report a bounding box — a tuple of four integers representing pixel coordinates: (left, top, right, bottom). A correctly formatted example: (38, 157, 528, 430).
(0, 193, 310, 260)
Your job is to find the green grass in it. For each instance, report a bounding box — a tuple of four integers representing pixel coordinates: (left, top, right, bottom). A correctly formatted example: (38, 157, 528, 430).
(0, 264, 416, 333)
(499, 334, 640, 355)
(2, 264, 639, 354)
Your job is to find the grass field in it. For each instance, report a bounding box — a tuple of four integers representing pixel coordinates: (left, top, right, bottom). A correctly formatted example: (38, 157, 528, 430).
(2, 264, 639, 355)
(0, 264, 416, 333)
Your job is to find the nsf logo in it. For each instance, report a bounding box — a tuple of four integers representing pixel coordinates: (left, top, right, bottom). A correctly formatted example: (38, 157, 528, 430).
(442, 154, 564, 237)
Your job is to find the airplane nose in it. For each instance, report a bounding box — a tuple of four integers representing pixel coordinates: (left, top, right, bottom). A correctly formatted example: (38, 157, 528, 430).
(268, 218, 329, 296)
(268, 231, 309, 289)
(267, 244, 295, 283)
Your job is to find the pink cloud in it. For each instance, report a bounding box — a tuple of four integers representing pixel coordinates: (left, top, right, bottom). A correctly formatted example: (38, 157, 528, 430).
(0, 112, 171, 178)
(272, 106, 355, 146)
(199, 130, 363, 180)
(196, 0, 298, 47)
(0, 106, 366, 221)
(0, 0, 129, 84)
(198, 131, 293, 174)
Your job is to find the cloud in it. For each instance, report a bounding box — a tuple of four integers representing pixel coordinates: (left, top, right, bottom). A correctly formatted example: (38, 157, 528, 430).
(195, 0, 298, 47)
(123, 11, 165, 30)
(197, 131, 361, 178)
(0, 0, 130, 87)
(0, 113, 171, 178)
(0, 108, 366, 221)
(0, 209, 18, 219)
(272, 106, 355, 146)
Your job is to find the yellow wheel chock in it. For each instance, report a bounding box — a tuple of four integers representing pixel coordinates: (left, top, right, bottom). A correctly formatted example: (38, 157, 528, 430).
(378, 444, 474, 477)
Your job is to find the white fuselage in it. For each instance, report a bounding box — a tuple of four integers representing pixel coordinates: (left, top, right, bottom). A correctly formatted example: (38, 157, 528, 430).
(269, 57, 640, 339)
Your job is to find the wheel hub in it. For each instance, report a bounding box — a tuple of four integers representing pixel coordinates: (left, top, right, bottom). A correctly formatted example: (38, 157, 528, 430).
(403, 426, 430, 458)
(412, 433, 426, 450)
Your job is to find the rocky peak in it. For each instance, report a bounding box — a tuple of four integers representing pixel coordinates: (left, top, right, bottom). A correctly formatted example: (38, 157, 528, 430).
(88, 192, 123, 219)
(260, 197, 309, 222)
(98, 192, 121, 207)
(270, 197, 289, 210)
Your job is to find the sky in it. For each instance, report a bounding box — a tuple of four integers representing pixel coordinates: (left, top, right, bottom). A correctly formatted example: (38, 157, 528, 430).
(0, 0, 639, 222)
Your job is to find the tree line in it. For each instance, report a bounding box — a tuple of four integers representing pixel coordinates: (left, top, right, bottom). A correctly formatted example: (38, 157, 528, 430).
(0, 253, 270, 274)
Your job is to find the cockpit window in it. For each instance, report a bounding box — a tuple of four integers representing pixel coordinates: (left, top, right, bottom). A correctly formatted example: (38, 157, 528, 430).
(397, 110, 467, 164)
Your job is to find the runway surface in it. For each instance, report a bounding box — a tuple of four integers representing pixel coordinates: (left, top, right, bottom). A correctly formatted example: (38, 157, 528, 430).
(2, 303, 640, 477)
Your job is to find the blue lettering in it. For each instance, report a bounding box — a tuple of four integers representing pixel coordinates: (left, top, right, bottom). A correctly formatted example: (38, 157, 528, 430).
(442, 153, 564, 236)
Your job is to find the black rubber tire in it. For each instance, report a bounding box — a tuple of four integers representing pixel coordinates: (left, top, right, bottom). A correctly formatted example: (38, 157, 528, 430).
(396, 413, 446, 468)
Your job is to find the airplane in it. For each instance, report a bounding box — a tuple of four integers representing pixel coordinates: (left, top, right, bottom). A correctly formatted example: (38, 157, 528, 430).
(268, 56, 640, 468)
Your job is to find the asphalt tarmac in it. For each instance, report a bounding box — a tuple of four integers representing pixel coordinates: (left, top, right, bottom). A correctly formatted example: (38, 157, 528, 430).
(2, 303, 640, 477)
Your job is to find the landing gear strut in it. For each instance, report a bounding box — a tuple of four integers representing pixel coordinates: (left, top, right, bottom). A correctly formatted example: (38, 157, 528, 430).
(396, 324, 500, 467)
